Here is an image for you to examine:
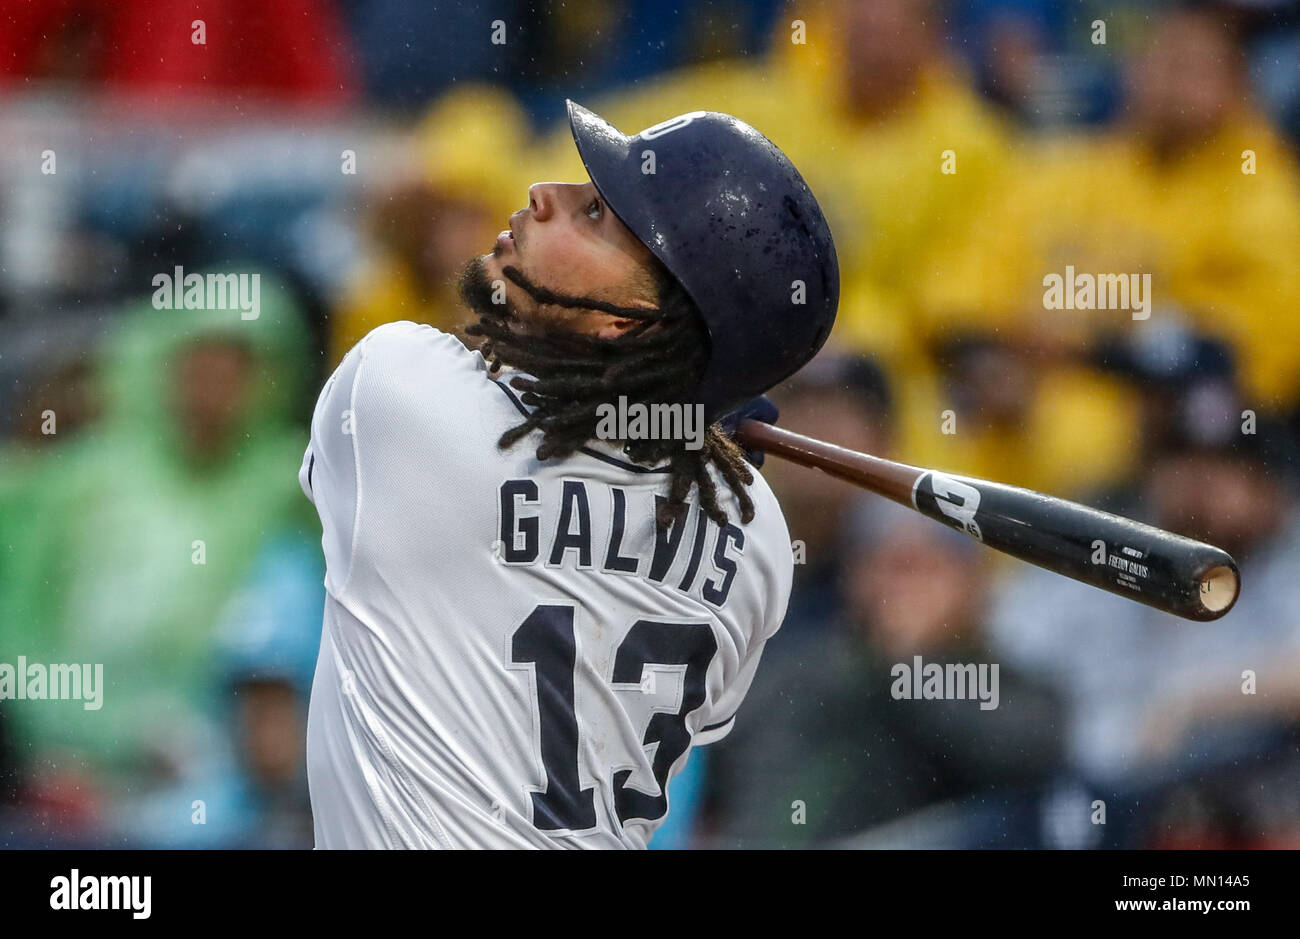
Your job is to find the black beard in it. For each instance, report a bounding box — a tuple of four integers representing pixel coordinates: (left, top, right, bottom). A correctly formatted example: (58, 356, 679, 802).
(459, 255, 568, 375)
(457, 255, 522, 325)
(458, 257, 630, 369)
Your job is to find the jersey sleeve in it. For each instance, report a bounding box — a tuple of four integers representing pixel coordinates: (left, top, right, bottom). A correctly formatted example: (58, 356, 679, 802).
(301, 335, 366, 595)
(301, 320, 485, 597)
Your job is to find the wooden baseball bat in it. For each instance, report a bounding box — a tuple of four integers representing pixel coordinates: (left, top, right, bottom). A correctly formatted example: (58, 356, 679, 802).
(735, 419, 1240, 622)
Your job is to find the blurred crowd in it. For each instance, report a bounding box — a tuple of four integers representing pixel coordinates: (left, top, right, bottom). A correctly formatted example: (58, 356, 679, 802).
(1, 0, 1299, 848)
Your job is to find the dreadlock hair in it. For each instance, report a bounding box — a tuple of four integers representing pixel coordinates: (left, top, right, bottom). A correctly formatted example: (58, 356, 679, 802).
(464, 258, 756, 530)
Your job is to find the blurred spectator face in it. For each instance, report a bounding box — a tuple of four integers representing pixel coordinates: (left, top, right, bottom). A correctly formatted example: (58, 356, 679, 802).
(1128, 10, 1244, 151)
(464, 180, 659, 335)
(945, 340, 1036, 427)
(765, 382, 891, 547)
(1145, 450, 1282, 558)
(235, 681, 303, 787)
(982, 14, 1044, 114)
(839, 0, 936, 115)
(424, 194, 494, 286)
(845, 518, 985, 654)
(372, 184, 495, 296)
(171, 338, 256, 462)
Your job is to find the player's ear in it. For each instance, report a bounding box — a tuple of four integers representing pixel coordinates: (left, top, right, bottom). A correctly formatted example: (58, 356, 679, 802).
(593, 317, 640, 340)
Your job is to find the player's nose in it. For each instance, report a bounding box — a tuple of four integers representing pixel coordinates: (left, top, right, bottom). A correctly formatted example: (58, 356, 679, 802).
(528, 182, 559, 221)
(528, 181, 591, 222)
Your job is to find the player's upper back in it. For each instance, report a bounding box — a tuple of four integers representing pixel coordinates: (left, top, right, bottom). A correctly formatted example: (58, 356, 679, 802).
(301, 320, 792, 848)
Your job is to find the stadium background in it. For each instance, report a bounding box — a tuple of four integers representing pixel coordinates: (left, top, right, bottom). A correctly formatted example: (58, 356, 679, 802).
(1, 0, 1299, 848)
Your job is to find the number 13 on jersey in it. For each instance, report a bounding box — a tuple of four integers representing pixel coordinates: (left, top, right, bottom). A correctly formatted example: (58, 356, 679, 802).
(508, 604, 718, 832)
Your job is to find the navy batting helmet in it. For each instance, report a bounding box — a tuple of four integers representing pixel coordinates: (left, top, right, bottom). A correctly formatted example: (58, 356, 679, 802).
(566, 100, 839, 419)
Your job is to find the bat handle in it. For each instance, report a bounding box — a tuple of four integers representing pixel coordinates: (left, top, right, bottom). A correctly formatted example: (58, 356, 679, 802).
(736, 419, 920, 503)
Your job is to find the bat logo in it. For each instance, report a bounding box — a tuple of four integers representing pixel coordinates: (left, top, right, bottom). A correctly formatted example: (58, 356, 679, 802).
(913, 472, 984, 542)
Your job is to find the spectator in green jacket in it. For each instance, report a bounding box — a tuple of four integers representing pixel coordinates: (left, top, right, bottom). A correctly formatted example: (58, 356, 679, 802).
(0, 271, 315, 838)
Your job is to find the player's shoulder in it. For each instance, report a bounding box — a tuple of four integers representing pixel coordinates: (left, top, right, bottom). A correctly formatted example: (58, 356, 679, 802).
(740, 469, 791, 561)
(341, 320, 529, 448)
(705, 465, 793, 640)
(347, 320, 497, 398)
(714, 462, 792, 588)
(355, 320, 480, 368)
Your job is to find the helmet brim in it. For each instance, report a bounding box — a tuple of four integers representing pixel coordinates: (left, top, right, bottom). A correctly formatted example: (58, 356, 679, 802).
(566, 100, 656, 253)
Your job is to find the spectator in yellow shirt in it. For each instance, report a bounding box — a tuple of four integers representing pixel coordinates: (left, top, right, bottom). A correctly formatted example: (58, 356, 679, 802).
(530, 0, 1015, 383)
(914, 5, 1300, 495)
(329, 85, 532, 363)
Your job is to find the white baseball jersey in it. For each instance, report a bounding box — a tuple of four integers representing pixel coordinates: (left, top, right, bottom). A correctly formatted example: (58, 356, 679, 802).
(299, 321, 792, 849)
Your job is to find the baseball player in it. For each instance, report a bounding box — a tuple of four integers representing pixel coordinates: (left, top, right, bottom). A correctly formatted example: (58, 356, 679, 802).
(300, 101, 839, 848)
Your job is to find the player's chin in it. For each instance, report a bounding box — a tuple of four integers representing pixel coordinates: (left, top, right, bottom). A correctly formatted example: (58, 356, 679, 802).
(474, 251, 506, 284)
(457, 254, 503, 318)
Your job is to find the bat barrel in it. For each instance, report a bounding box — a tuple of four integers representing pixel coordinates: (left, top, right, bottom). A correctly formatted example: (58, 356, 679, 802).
(737, 420, 1241, 622)
(908, 472, 1240, 621)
